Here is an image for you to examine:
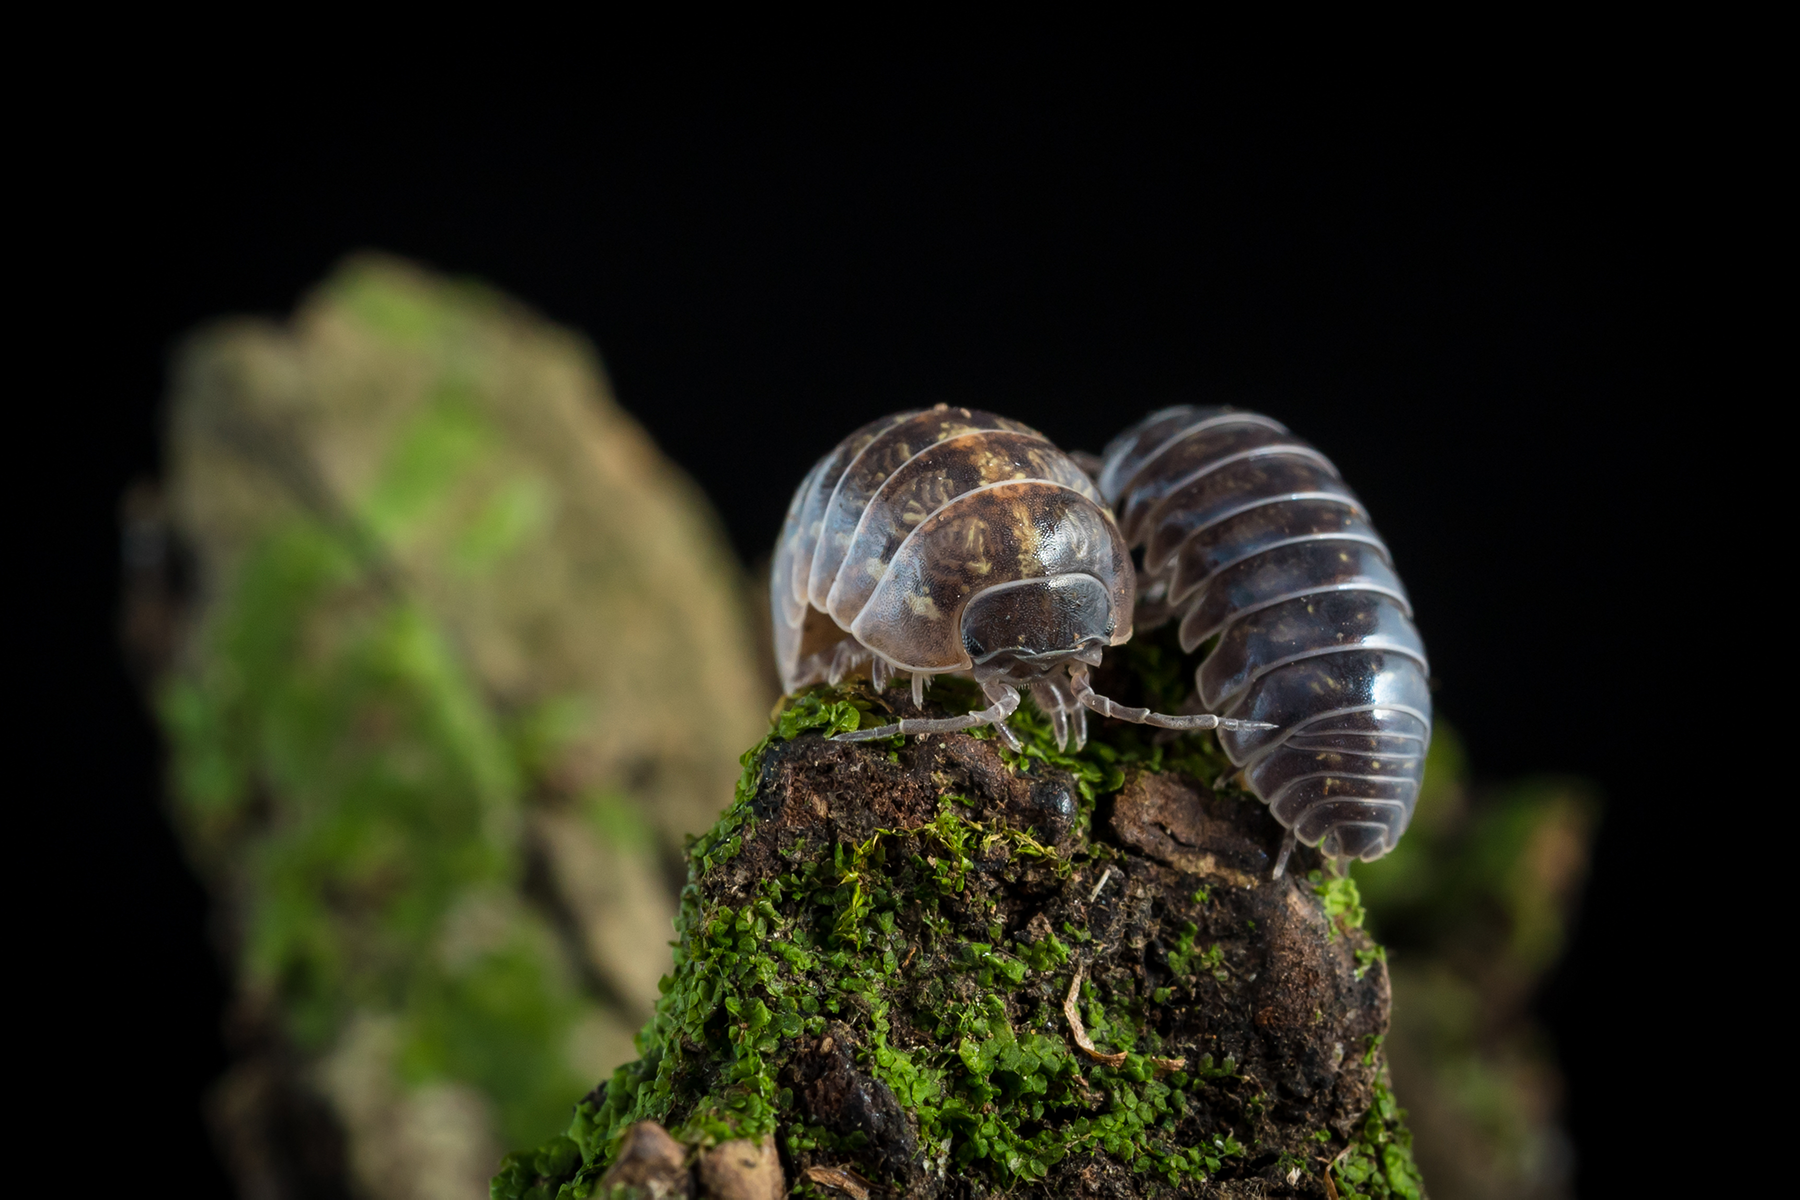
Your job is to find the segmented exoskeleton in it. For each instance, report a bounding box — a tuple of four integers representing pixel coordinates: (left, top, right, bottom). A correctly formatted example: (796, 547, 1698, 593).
(770, 405, 1273, 751)
(1094, 406, 1431, 869)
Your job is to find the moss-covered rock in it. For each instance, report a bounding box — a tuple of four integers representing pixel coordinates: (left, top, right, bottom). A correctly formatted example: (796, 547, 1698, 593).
(137, 255, 770, 1200)
(497, 655, 1428, 1199)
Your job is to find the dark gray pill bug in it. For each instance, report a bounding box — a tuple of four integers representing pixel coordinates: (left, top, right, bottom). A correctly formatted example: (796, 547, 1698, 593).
(770, 404, 1274, 754)
(1094, 406, 1431, 871)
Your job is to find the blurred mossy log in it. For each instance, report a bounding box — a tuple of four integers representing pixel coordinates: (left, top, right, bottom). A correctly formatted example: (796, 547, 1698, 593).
(1352, 729, 1595, 1200)
(127, 254, 770, 1200)
(497, 679, 1428, 1200)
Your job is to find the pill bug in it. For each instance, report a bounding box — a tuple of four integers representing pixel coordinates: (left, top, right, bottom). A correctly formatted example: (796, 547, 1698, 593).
(1093, 406, 1431, 869)
(770, 405, 1271, 752)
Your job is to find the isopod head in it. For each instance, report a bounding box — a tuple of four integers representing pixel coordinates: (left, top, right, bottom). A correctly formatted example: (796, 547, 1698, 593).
(958, 574, 1114, 679)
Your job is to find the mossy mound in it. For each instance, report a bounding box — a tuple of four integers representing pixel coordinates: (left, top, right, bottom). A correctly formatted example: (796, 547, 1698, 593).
(496, 645, 1426, 1199)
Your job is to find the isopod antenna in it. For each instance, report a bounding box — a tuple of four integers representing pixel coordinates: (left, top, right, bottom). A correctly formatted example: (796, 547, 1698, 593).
(832, 666, 1274, 753)
(1066, 665, 1277, 733)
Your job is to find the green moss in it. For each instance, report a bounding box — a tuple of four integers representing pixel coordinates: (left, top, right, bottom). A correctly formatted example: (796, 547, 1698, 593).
(1353, 945, 1388, 982)
(1309, 871, 1368, 940)
(1165, 923, 1229, 986)
(493, 684, 1265, 1199)
(1329, 1079, 1426, 1200)
(931, 642, 1243, 814)
(496, 667, 1419, 1199)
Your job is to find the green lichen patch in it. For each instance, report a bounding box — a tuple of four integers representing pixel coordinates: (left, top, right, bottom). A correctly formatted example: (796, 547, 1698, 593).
(498, 678, 1419, 1198)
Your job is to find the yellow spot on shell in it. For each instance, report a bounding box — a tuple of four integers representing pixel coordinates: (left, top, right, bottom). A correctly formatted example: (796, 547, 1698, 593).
(966, 559, 991, 576)
(907, 593, 942, 619)
(863, 557, 887, 581)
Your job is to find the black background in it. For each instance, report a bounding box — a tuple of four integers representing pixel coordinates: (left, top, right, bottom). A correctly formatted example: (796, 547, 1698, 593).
(49, 61, 1713, 1195)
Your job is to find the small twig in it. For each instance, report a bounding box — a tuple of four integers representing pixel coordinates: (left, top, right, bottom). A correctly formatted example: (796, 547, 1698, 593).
(1088, 866, 1114, 903)
(900, 944, 917, 972)
(1064, 967, 1126, 1067)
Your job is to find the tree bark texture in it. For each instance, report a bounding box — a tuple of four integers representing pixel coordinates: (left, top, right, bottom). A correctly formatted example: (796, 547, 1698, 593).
(495, 682, 1426, 1200)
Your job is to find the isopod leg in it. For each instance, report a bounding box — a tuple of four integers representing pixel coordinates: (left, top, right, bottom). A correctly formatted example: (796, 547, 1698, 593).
(1272, 828, 1296, 880)
(1029, 675, 1082, 751)
(911, 671, 927, 708)
(989, 715, 1024, 752)
(871, 657, 892, 691)
(1067, 665, 1276, 733)
(1071, 706, 1088, 752)
(826, 640, 863, 686)
(832, 682, 1022, 748)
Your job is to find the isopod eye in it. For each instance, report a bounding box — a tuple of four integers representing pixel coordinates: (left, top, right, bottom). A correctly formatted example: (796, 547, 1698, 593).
(960, 574, 1114, 664)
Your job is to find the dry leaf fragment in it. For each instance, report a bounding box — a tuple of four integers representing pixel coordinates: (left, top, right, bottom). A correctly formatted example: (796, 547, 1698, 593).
(803, 1164, 871, 1199)
(1320, 1143, 1354, 1200)
(1064, 968, 1127, 1067)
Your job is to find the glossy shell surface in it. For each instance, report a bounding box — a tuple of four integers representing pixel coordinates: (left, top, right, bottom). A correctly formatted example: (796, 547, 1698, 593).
(772, 406, 1134, 690)
(1096, 406, 1431, 861)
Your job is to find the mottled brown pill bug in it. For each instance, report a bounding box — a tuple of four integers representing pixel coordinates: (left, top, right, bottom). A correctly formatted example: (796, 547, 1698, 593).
(770, 405, 1271, 754)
